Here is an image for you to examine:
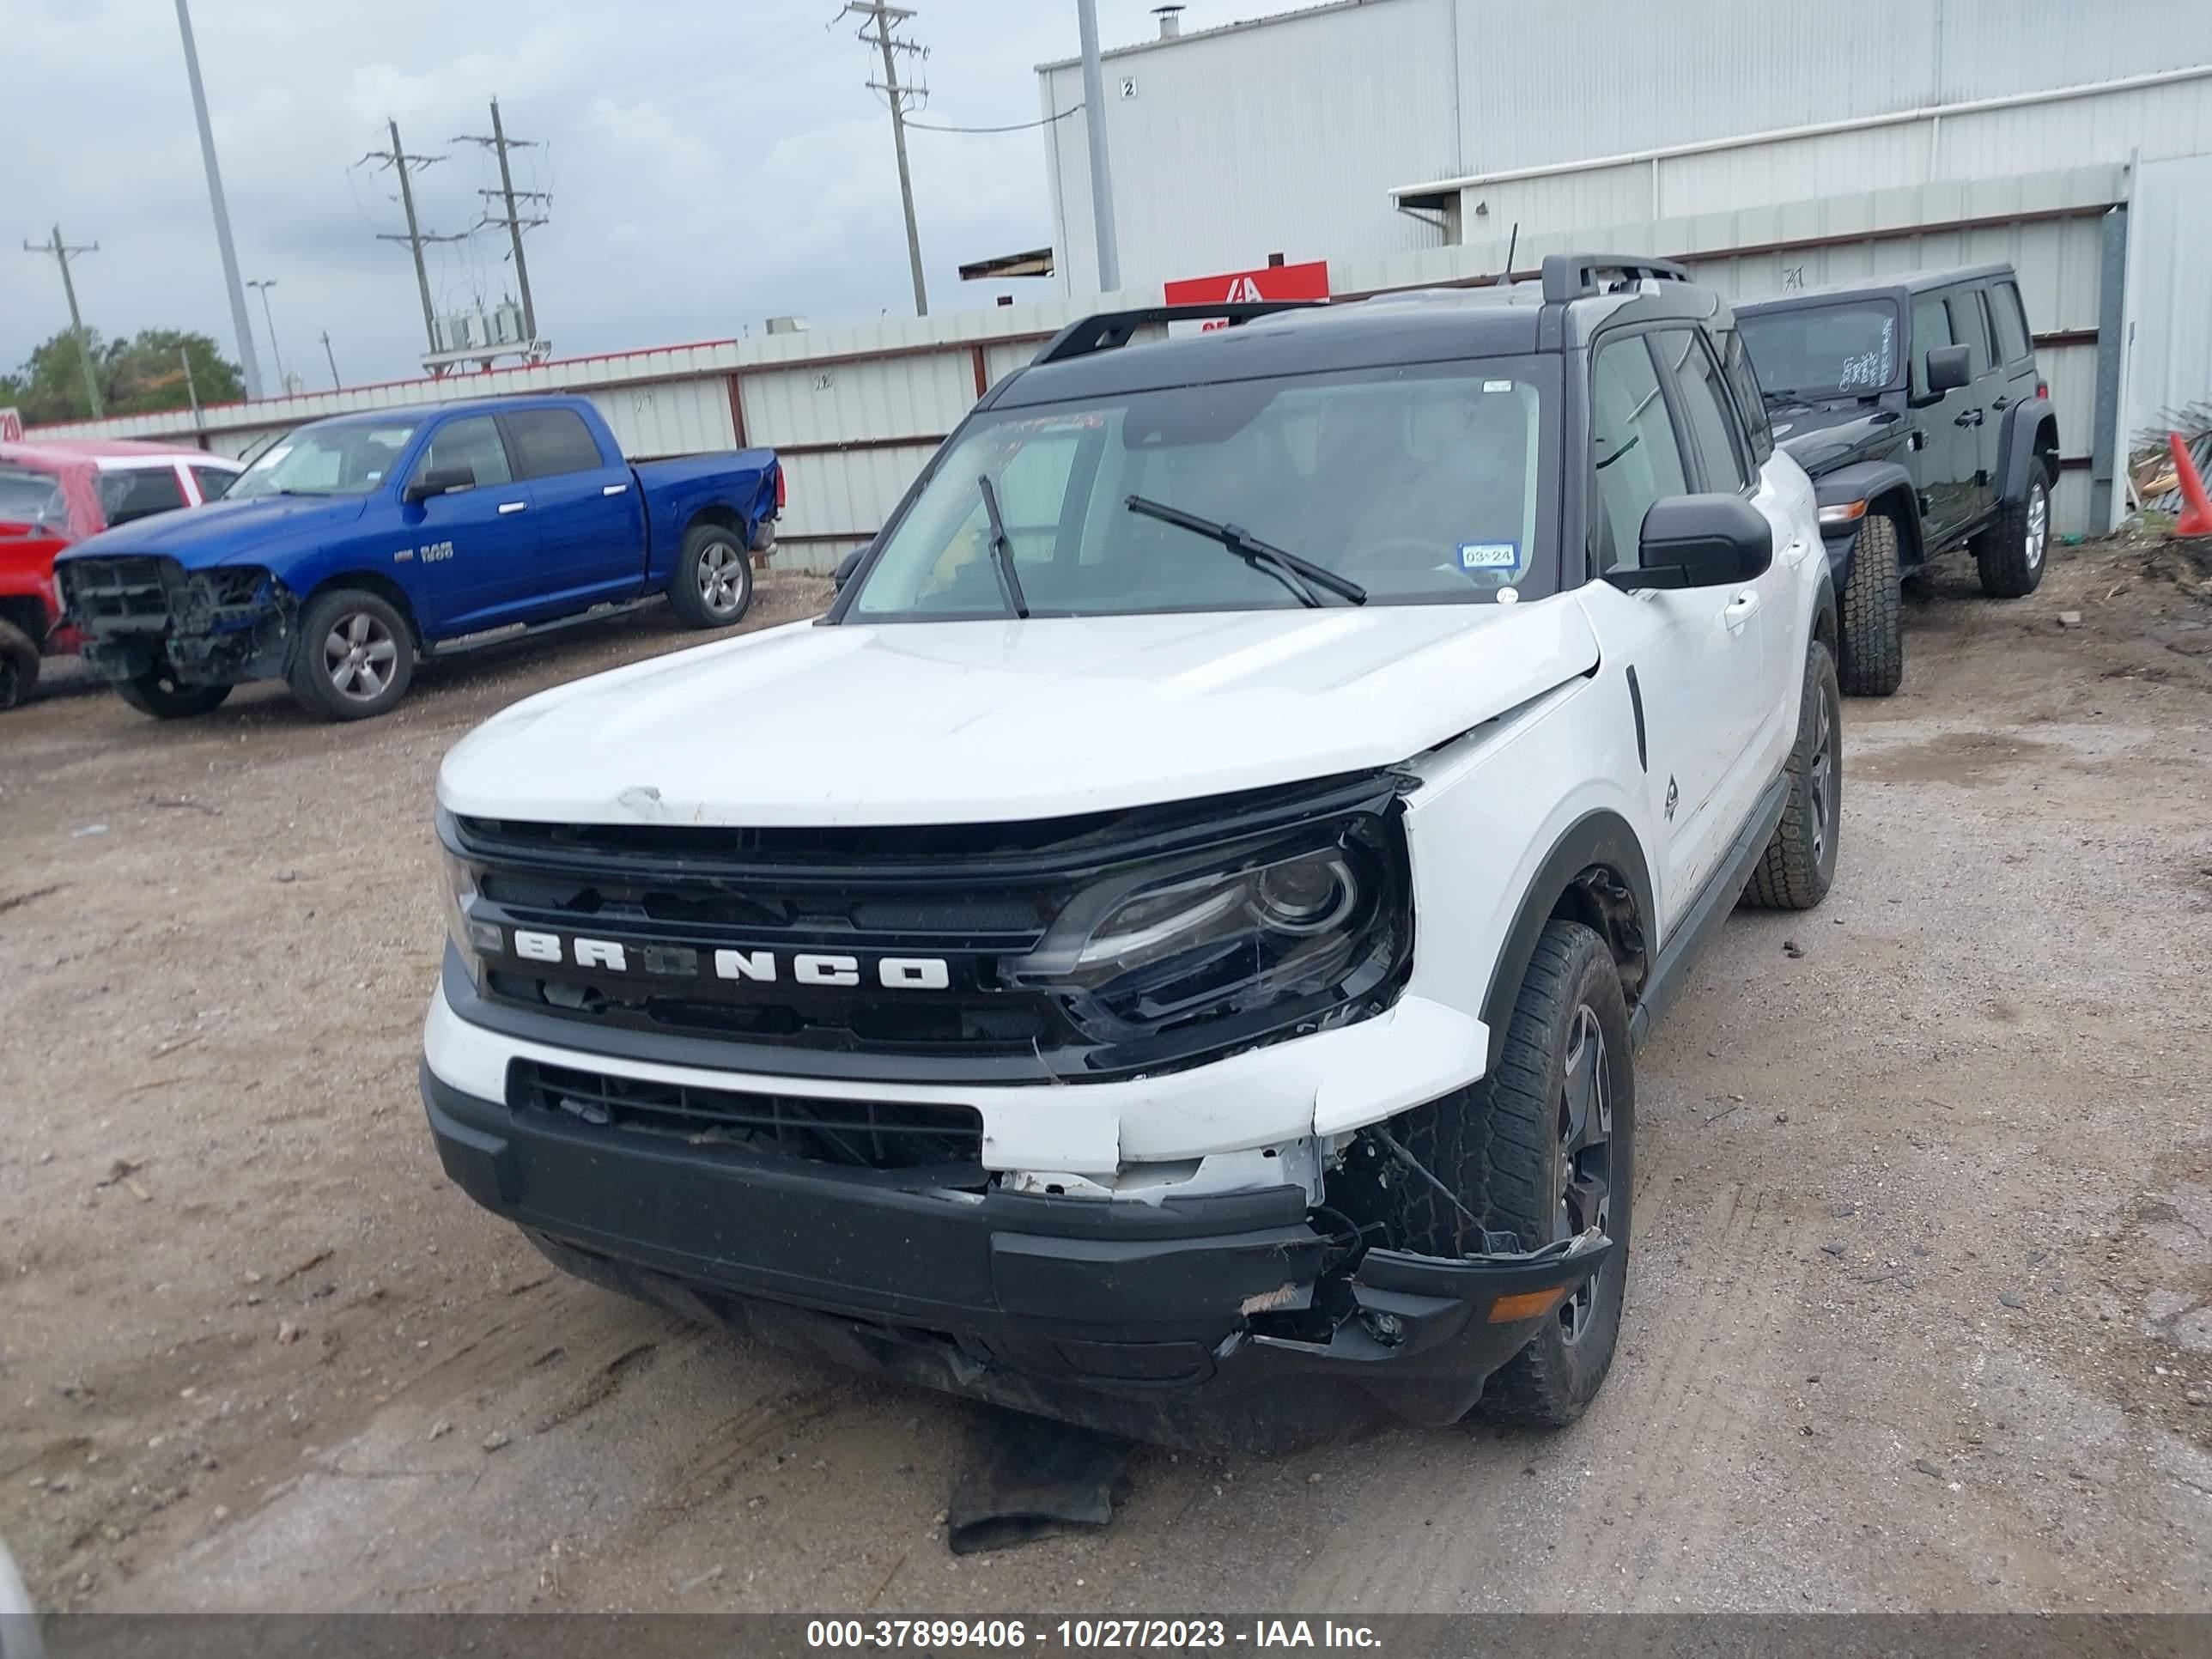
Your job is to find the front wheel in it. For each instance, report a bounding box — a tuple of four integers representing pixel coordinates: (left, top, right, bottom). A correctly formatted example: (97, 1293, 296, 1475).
(667, 522, 755, 629)
(1973, 461, 2051, 598)
(1745, 641, 1842, 909)
(287, 588, 414, 721)
(0, 620, 39, 710)
(1376, 918, 1635, 1429)
(1838, 513, 1903, 697)
(115, 659, 232, 720)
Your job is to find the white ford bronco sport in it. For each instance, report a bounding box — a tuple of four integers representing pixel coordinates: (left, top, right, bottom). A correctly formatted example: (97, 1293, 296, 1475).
(422, 255, 1840, 1450)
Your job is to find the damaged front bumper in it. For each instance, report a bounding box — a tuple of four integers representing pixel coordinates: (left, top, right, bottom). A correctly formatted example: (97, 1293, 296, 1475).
(61, 556, 294, 685)
(421, 1063, 1613, 1453)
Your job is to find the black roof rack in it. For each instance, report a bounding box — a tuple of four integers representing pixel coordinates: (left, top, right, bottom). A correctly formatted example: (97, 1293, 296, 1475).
(1540, 253, 1692, 304)
(1031, 301, 1328, 366)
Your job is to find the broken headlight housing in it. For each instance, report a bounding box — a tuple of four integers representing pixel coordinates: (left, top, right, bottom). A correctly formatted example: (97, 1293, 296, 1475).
(1012, 813, 1412, 1055)
(440, 842, 502, 989)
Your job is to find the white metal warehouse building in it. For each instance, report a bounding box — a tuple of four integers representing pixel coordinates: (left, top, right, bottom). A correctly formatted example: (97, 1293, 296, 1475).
(31, 0, 2212, 554)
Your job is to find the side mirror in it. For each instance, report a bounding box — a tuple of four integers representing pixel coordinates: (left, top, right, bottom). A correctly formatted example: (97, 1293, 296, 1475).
(404, 464, 476, 504)
(833, 548, 866, 590)
(1610, 493, 1774, 592)
(1918, 343, 1971, 400)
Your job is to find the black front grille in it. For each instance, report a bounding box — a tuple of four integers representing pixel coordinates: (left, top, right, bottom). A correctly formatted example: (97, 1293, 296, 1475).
(511, 1060, 982, 1170)
(62, 555, 176, 629)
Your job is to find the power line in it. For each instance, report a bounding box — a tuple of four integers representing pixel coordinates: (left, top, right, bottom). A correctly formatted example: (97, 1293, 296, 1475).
(360, 118, 466, 356)
(842, 1, 930, 316)
(908, 103, 1082, 134)
(453, 98, 548, 343)
(21, 225, 103, 417)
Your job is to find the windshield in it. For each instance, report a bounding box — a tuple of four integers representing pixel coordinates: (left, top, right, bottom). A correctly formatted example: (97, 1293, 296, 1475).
(227, 420, 420, 500)
(1737, 301, 1901, 401)
(843, 357, 1558, 622)
(0, 465, 68, 530)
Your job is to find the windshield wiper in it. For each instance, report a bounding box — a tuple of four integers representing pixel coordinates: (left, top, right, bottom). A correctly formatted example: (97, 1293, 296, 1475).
(975, 473, 1030, 619)
(1123, 495, 1366, 607)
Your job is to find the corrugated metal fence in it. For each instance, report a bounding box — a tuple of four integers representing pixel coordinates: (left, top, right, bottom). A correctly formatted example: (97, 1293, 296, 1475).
(29, 165, 2150, 557)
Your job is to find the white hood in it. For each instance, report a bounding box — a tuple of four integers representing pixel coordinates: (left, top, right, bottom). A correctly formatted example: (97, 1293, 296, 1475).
(437, 600, 1600, 827)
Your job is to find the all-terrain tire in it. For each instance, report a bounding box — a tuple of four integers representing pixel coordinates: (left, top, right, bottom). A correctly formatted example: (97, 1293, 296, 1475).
(1381, 919, 1635, 1429)
(1838, 513, 1903, 697)
(1745, 641, 1842, 910)
(115, 659, 233, 720)
(1972, 459, 2051, 599)
(667, 521, 755, 630)
(0, 619, 39, 710)
(287, 588, 414, 721)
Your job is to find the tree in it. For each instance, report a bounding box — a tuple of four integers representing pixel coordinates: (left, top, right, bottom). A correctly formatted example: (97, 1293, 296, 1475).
(3, 329, 244, 424)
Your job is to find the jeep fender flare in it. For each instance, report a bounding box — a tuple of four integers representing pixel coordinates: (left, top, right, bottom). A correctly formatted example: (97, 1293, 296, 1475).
(1995, 396, 2059, 504)
(1811, 459, 1923, 589)
(1477, 809, 1655, 1071)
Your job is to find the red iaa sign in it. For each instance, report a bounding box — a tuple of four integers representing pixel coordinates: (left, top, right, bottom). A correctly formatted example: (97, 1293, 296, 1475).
(1164, 260, 1330, 329)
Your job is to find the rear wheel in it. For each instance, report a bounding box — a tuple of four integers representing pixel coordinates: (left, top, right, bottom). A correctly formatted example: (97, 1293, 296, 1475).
(668, 522, 754, 629)
(1837, 513, 1903, 696)
(1745, 641, 1842, 909)
(0, 620, 38, 710)
(115, 659, 233, 720)
(1378, 919, 1634, 1429)
(1973, 460, 2051, 598)
(287, 588, 413, 721)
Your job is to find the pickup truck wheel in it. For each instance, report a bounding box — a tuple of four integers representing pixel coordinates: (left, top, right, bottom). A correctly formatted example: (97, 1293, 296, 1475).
(1744, 641, 1842, 909)
(1379, 919, 1634, 1429)
(0, 620, 38, 710)
(1973, 461, 2051, 598)
(115, 659, 233, 720)
(1838, 513, 1903, 696)
(670, 523, 754, 629)
(288, 589, 413, 721)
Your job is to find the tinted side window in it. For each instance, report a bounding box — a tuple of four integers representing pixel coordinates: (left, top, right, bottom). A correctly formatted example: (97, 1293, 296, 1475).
(505, 408, 606, 479)
(191, 465, 235, 501)
(100, 467, 188, 526)
(1910, 297, 1954, 397)
(1717, 325, 1773, 463)
(415, 416, 513, 490)
(1947, 289, 1992, 375)
(1589, 335, 1691, 574)
(1990, 282, 2033, 363)
(1656, 327, 1751, 491)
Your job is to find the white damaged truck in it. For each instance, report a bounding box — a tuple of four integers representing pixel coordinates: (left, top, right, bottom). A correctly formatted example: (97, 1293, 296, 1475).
(422, 257, 1838, 1449)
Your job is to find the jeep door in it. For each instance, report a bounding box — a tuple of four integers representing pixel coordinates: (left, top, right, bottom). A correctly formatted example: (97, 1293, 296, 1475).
(1589, 331, 1763, 930)
(396, 414, 542, 637)
(1907, 293, 1979, 541)
(1985, 276, 2045, 468)
(1945, 286, 2004, 526)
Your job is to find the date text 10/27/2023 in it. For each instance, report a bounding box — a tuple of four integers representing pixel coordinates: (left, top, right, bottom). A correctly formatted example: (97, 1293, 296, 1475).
(805, 1620, 1384, 1650)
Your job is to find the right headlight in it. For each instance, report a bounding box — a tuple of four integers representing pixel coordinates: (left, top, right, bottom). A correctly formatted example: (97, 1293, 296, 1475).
(439, 840, 501, 988)
(1012, 816, 1411, 1047)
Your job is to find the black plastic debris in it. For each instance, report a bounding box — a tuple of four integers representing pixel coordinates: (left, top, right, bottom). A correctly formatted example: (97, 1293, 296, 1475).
(945, 1405, 1134, 1555)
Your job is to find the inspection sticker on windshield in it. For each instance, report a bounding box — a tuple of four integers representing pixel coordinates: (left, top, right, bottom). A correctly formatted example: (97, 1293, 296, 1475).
(1483, 380, 1514, 393)
(1458, 541, 1518, 570)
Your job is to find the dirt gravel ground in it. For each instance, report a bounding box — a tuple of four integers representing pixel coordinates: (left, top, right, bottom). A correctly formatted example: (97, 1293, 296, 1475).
(3, 551, 2210, 1615)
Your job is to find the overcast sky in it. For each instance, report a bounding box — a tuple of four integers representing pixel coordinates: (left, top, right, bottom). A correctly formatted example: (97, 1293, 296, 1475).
(2, 0, 1275, 393)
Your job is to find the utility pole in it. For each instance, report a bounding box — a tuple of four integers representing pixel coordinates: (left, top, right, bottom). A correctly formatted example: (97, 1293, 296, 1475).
(843, 2, 930, 316)
(361, 119, 464, 356)
(246, 278, 286, 388)
(454, 99, 548, 343)
(319, 330, 340, 391)
(173, 0, 263, 400)
(1074, 0, 1121, 292)
(21, 226, 103, 418)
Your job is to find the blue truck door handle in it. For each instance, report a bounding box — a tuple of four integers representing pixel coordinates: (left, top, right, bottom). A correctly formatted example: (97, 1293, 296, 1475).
(601, 483, 628, 496)
(498, 501, 528, 515)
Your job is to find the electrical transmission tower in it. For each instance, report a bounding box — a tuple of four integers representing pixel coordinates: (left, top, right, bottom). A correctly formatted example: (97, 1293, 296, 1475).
(360, 119, 465, 356)
(453, 99, 548, 343)
(842, 2, 930, 316)
(21, 225, 103, 418)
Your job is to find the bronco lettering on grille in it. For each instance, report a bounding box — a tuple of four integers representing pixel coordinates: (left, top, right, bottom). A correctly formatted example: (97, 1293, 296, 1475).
(507, 929, 951, 990)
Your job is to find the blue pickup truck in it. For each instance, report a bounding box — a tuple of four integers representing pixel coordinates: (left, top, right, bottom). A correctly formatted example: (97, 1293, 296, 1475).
(56, 394, 781, 720)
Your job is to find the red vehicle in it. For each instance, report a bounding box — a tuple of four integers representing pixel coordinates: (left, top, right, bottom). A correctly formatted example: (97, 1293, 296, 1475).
(0, 438, 242, 708)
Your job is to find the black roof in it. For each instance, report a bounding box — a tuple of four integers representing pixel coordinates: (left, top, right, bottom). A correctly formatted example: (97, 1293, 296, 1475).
(1735, 262, 2017, 313)
(998, 259, 1724, 406)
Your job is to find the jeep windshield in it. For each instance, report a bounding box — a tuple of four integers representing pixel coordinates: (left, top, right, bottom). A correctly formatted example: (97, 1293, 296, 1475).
(1737, 301, 1902, 403)
(842, 357, 1559, 621)
(227, 418, 422, 501)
